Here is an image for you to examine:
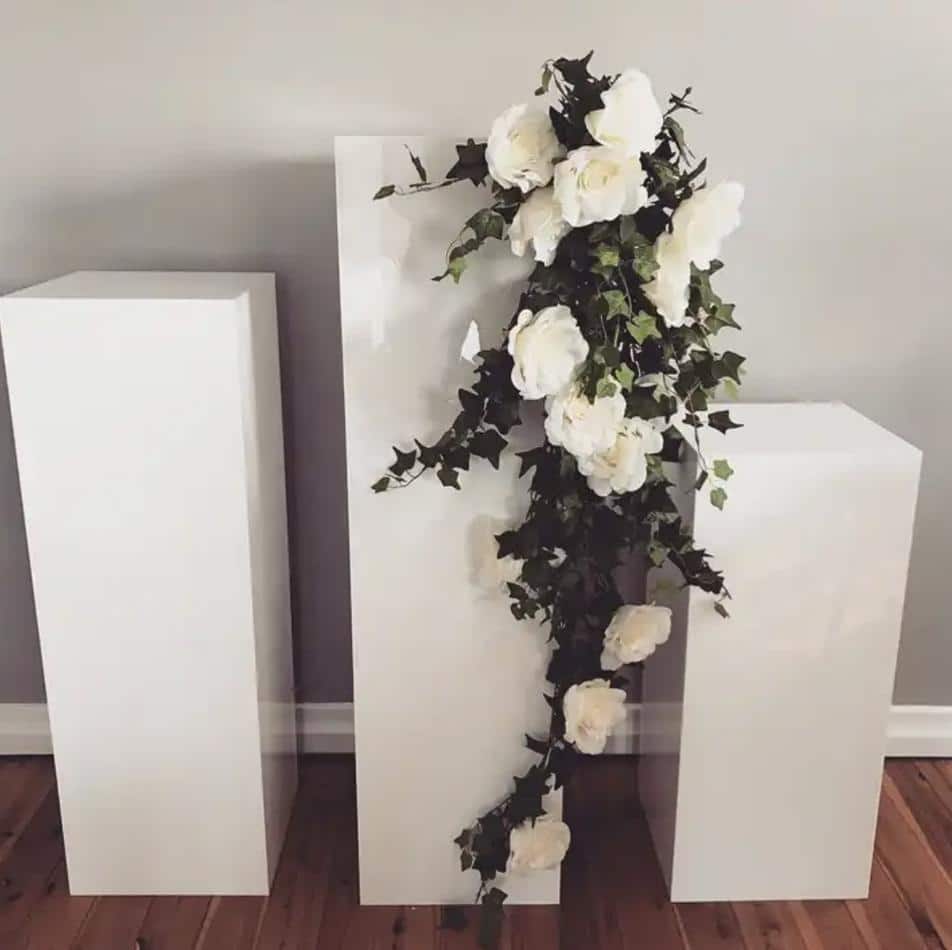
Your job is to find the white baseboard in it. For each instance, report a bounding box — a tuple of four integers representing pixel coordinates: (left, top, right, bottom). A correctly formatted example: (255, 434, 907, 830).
(1, 702, 949, 757)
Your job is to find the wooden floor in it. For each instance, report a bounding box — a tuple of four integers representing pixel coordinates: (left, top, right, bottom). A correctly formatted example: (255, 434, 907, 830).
(0, 756, 950, 948)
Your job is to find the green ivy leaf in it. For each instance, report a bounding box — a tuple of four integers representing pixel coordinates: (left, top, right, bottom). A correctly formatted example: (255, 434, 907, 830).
(614, 363, 635, 391)
(648, 540, 669, 567)
(437, 466, 461, 489)
(708, 410, 743, 434)
(627, 312, 661, 344)
(468, 209, 505, 242)
(371, 476, 390, 493)
(373, 184, 396, 201)
(710, 486, 727, 510)
(469, 429, 508, 469)
(594, 244, 620, 268)
(714, 351, 745, 384)
(433, 255, 467, 284)
(712, 459, 734, 480)
(534, 63, 553, 96)
(388, 446, 417, 477)
(405, 147, 427, 183)
(714, 601, 731, 619)
(595, 376, 618, 398)
(601, 289, 630, 320)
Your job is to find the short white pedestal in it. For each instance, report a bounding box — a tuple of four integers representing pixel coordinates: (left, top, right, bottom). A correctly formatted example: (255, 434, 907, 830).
(0, 272, 297, 895)
(640, 402, 921, 901)
(336, 137, 557, 906)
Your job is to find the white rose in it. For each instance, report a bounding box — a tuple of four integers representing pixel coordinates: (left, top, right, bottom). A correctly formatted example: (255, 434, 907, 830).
(475, 519, 523, 592)
(577, 416, 664, 497)
(509, 187, 571, 266)
(643, 232, 692, 327)
(544, 384, 625, 460)
(584, 68, 663, 157)
(668, 182, 745, 269)
(644, 183, 744, 326)
(553, 146, 648, 227)
(486, 104, 564, 194)
(563, 678, 627, 755)
(508, 305, 588, 400)
(507, 813, 571, 872)
(600, 604, 672, 671)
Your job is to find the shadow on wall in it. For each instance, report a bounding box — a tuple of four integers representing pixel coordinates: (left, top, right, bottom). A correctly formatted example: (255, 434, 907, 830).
(0, 160, 352, 703)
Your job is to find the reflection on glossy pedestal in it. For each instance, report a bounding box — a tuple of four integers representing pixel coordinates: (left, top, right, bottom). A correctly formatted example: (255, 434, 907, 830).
(0, 272, 297, 895)
(641, 402, 921, 901)
(336, 137, 559, 906)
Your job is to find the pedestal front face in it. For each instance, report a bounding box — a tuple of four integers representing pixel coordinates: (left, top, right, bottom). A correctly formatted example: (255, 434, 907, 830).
(641, 403, 921, 901)
(336, 137, 558, 906)
(0, 272, 297, 895)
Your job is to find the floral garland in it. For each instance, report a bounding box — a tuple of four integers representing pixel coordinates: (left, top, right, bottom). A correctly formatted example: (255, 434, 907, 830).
(371, 52, 744, 945)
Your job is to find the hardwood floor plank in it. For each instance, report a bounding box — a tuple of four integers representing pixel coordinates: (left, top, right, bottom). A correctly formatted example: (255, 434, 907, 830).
(0, 783, 64, 943)
(508, 905, 558, 950)
(252, 771, 335, 947)
(674, 902, 747, 949)
(16, 859, 96, 950)
(391, 905, 439, 950)
(194, 896, 266, 949)
(886, 761, 952, 874)
(874, 773, 952, 947)
(845, 856, 926, 950)
(793, 900, 868, 949)
(72, 895, 151, 950)
(0, 759, 55, 867)
(136, 896, 211, 949)
(914, 762, 952, 819)
(733, 901, 808, 950)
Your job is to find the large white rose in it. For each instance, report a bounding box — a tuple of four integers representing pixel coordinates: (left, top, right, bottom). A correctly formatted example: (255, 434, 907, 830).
(544, 384, 625, 460)
(577, 416, 664, 497)
(563, 679, 627, 755)
(584, 68, 663, 157)
(553, 146, 648, 227)
(486, 105, 564, 194)
(601, 604, 672, 671)
(644, 183, 745, 326)
(508, 305, 588, 400)
(508, 813, 571, 872)
(669, 182, 745, 269)
(509, 187, 571, 267)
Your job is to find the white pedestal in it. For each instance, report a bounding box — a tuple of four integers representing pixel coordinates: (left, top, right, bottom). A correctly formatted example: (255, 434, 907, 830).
(0, 272, 297, 895)
(336, 137, 558, 906)
(640, 402, 921, 901)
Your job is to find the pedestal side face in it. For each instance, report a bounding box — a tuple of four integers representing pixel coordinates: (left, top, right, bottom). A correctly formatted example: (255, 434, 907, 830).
(657, 404, 921, 901)
(336, 137, 558, 906)
(1, 287, 271, 894)
(234, 280, 298, 882)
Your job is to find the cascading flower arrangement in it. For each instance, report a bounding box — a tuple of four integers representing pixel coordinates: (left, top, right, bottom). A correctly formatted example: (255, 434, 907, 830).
(372, 52, 745, 944)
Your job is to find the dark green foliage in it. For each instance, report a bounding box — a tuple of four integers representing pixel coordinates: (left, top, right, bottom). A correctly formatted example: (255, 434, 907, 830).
(370, 53, 745, 947)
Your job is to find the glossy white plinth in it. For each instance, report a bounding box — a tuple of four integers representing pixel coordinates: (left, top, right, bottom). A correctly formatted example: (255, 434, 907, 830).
(0, 272, 297, 895)
(336, 137, 558, 906)
(641, 402, 921, 901)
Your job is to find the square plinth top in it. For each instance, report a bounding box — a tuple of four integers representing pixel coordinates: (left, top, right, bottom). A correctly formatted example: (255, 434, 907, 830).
(680, 402, 921, 460)
(5, 271, 274, 302)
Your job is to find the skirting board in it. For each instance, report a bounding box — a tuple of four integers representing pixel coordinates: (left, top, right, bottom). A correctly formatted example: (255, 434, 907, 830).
(1, 702, 949, 758)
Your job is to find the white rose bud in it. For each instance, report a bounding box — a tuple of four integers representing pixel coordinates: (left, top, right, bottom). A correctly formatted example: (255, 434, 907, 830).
(486, 105, 565, 194)
(563, 679, 627, 755)
(553, 146, 648, 227)
(507, 813, 571, 872)
(544, 384, 625, 461)
(577, 416, 664, 497)
(600, 604, 672, 671)
(584, 68, 663, 157)
(508, 305, 588, 400)
(509, 187, 571, 267)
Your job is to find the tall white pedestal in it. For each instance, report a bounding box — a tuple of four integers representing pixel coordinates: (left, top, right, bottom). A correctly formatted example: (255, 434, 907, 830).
(0, 271, 297, 895)
(641, 402, 921, 901)
(336, 137, 558, 906)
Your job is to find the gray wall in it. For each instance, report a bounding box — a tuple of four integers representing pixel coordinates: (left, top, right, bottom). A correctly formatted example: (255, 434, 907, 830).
(0, 1, 949, 705)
